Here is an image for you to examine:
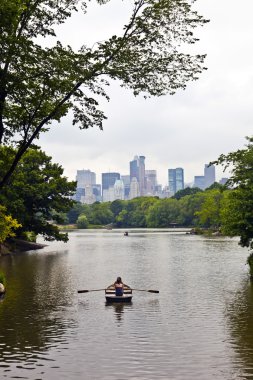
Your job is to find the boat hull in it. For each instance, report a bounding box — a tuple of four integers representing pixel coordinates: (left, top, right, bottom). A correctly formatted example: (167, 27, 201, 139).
(105, 295, 132, 303)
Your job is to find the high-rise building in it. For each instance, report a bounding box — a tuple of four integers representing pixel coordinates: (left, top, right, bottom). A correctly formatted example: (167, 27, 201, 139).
(81, 185, 96, 204)
(102, 172, 120, 200)
(73, 188, 85, 202)
(121, 175, 131, 199)
(204, 164, 215, 188)
(74, 169, 101, 204)
(194, 175, 205, 190)
(145, 170, 157, 195)
(129, 177, 140, 199)
(168, 168, 184, 195)
(92, 184, 102, 202)
(114, 179, 125, 200)
(130, 155, 146, 196)
(76, 169, 96, 187)
(219, 177, 229, 186)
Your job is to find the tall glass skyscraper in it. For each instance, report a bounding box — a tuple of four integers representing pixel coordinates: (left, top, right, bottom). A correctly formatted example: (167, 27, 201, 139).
(102, 172, 120, 200)
(204, 164, 215, 188)
(130, 155, 146, 196)
(168, 168, 184, 195)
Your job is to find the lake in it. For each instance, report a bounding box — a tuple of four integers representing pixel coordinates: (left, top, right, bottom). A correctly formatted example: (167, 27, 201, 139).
(0, 229, 253, 380)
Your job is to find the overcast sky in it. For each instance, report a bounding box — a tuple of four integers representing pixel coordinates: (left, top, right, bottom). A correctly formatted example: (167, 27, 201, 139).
(39, 0, 253, 186)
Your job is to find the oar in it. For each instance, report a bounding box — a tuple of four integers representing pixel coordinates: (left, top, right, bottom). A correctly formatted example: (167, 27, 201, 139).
(77, 289, 105, 293)
(132, 289, 159, 293)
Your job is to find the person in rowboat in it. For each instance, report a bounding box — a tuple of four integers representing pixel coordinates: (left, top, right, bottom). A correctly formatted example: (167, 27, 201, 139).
(114, 277, 124, 296)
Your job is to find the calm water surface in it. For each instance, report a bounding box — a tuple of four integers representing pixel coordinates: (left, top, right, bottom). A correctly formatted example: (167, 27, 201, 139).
(0, 229, 253, 380)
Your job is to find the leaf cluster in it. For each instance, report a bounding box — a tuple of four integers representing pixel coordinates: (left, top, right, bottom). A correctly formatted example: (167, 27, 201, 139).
(0, 146, 76, 241)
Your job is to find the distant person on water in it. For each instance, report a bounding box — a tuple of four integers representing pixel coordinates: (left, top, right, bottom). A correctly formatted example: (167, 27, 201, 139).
(0, 283, 5, 294)
(114, 277, 124, 296)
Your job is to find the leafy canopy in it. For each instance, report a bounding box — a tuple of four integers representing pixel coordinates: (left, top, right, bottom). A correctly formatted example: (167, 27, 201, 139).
(0, 0, 208, 187)
(212, 137, 253, 249)
(0, 146, 76, 241)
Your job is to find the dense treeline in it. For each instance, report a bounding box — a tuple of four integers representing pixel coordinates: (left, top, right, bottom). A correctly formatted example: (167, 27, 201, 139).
(65, 184, 228, 230)
(0, 147, 76, 243)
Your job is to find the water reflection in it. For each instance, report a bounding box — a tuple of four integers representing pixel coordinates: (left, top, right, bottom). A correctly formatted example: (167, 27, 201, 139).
(226, 279, 253, 378)
(105, 302, 133, 324)
(0, 252, 77, 367)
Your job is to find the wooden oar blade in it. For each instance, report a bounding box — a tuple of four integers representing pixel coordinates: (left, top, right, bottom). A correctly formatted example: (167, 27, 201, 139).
(132, 288, 159, 293)
(77, 289, 105, 293)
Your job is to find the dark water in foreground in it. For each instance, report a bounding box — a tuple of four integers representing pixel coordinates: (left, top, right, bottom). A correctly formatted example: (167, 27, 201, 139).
(0, 229, 253, 380)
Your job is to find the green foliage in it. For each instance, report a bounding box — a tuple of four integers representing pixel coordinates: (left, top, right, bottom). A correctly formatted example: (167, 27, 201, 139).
(89, 202, 114, 225)
(194, 189, 224, 228)
(77, 214, 89, 229)
(213, 137, 253, 249)
(177, 192, 205, 226)
(172, 187, 202, 200)
(0, 146, 76, 242)
(146, 198, 180, 227)
(0, 205, 21, 243)
(0, 0, 208, 187)
(67, 203, 91, 224)
(110, 200, 125, 218)
(66, 189, 234, 231)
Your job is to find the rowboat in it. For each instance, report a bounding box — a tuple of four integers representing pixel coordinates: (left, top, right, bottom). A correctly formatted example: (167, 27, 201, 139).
(105, 284, 133, 303)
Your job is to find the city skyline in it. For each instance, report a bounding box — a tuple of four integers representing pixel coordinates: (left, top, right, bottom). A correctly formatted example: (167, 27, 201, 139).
(39, 0, 253, 186)
(73, 158, 224, 204)
(75, 159, 220, 189)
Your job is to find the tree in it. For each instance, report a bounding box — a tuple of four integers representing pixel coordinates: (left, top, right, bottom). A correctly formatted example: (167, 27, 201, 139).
(77, 214, 89, 229)
(194, 189, 224, 229)
(89, 202, 114, 225)
(67, 202, 91, 224)
(0, 205, 21, 244)
(173, 186, 202, 200)
(0, 147, 76, 241)
(0, 0, 208, 188)
(146, 198, 180, 227)
(213, 137, 253, 249)
(177, 193, 205, 226)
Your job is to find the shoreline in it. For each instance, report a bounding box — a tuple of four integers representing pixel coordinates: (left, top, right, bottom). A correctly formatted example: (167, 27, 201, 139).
(0, 239, 47, 256)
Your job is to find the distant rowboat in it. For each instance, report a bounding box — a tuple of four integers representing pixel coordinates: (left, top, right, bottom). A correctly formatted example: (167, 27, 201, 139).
(105, 284, 133, 303)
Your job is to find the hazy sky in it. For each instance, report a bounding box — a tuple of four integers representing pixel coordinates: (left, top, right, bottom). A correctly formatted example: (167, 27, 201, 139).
(39, 0, 253, 186)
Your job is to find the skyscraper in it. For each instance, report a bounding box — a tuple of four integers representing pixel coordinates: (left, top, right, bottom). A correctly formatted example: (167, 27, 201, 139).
(76, 169, 96, 187)
(204, 164, 215, 188)
(130, 155, 146, 196)
(74, 169, 99, 204)
(121, 175, 131, 199)
(145, 170, 157, 195)
(168, 168, 184, 195)
(114, 179, 125, 200)
(194, 176, 205, 190)
(129, 177, 140, 199)
(102, 172, 120, 200)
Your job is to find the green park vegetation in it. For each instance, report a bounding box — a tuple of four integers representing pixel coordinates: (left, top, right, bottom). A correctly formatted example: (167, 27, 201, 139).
(62, 186, 226, 230)
(0, 146, 76, 244)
